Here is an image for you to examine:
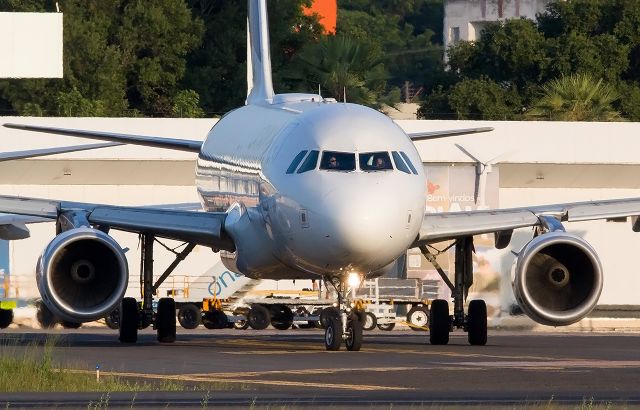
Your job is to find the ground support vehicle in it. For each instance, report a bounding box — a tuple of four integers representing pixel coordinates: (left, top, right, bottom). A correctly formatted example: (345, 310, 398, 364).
(356, 278, 435, 331)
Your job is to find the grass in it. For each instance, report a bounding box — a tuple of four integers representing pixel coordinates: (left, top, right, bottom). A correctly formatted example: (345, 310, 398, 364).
(0, 337, 185, 392)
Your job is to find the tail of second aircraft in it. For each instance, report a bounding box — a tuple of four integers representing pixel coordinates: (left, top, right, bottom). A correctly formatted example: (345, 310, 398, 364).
(246, 0, 275, 105)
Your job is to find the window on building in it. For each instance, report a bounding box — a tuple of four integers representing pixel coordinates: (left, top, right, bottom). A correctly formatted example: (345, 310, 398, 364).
(451, 26, 460, 44)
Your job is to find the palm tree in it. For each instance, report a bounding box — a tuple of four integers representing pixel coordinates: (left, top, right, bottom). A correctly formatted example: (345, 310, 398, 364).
(526, 73, 623, 121)
(285, 35, 388, 107)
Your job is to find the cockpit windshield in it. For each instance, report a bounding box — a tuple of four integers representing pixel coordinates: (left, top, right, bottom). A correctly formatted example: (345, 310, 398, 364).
(320, 151, 356, 171)
(359, 152, 393, 171)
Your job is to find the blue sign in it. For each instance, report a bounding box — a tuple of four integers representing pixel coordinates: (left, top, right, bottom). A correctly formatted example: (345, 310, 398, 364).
(0, 240, 8, 298)
(208, 271, 244, 296)
(0, 240, 8, 274)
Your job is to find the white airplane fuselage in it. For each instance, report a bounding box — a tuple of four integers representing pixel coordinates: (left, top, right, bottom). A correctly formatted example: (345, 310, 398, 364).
(196, 96, 426, 280)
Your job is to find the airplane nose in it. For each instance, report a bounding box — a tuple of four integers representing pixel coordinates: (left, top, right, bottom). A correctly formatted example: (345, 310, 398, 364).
(320, 188, 408, 267)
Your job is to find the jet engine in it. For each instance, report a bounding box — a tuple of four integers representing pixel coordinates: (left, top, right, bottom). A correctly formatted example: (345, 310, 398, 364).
(512, 231, 603, 326)
(36, 227, 128, 323)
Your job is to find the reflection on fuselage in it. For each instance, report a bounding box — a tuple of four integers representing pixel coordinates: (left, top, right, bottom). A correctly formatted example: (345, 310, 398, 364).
(196, 154, 261, 212)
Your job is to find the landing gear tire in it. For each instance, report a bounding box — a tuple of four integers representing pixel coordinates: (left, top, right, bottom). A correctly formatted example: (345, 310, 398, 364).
(467, 299, 488, 346)
(203, 310, 228, 329)
(429, 299, 450, 345)
(407, 306, 429, 331)
(270, 305, 294, 330)
(119, 297, 139, 344)
(61, 321, 82, 329)
(105, 309, 120, 330)
(345, 318, 363, 351)
(362, 312, 377, 331)
(377, 322, 395, 331)
(324, 317, 342, 351)
(0, 309, 13, 329)
(247, 305, 270, 330)
(36, 302, 57, 329)
(319, 306, 339, 328)
(156, 298, 176, 343)
(233, 320, 249, 330)
(177, 304, 201, 330)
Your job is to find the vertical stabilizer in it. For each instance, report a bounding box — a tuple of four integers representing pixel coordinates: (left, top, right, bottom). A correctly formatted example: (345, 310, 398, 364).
(246, 0, 275, 105)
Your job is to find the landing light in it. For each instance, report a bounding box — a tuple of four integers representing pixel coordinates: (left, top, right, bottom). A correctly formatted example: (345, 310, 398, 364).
(347, 272, 361, 288)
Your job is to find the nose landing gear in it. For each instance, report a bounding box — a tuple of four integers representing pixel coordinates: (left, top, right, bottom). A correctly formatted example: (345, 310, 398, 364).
(322, 276, 364, 351)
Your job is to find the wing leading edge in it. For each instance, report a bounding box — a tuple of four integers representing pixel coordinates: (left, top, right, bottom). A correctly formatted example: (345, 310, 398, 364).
(417, 198, 640, 245)
(0, 195, 233, 251)
(3, 123, 203, 153)
(408, 127, 494, 141)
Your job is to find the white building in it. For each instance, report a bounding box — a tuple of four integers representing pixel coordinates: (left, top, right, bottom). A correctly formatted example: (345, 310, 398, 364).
(444, 0, 554, 58)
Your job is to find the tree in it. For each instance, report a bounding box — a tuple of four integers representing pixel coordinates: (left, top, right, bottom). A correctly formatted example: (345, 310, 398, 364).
(545, 33, 628, 83)
(526, 74, 622, 121)
(447, 18, 547, 94)
(117, 0, 205, 116)
(184, 0, 321, 114)
(0, 0, 204, 117)
(286, 35, 387, 106)
(338, 1, 444, 93)
(171, 89, 204, 118)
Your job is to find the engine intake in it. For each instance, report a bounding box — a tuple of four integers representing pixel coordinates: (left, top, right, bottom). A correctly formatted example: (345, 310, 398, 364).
(512, 232, 603, 326)
(37, 227, 128, 323)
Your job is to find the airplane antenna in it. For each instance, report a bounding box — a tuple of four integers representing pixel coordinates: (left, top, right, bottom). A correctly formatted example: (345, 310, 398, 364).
(343, 87, 347, 103)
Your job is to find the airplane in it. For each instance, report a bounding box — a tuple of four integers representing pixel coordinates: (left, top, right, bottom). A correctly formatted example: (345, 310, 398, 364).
(1, 0, 640, 350)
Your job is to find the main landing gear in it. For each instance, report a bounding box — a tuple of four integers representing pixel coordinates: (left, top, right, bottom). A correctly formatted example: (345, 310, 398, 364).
(118, 233, 195, 344)
(322, 275, 364, 351)
(420, 236, 488, 346)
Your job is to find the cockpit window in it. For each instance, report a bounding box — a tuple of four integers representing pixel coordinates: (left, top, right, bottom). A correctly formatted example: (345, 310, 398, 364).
(286, 150, 308, 174)
(399, 151, 418, 175)
(359, 152, 393, 171)
(296, 150, 319, 173)
(392, 151, 411, 174)
(320, 151, 356, 171)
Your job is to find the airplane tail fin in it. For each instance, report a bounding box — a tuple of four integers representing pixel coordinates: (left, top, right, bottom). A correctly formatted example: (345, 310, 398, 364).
(246, 0, 275, 105)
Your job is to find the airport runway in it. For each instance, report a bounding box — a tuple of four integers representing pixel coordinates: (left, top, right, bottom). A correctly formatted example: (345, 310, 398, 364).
(0, 327, 639, 408)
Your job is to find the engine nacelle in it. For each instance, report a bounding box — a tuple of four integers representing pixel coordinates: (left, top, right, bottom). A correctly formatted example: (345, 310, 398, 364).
(36, 227, 128, 323)
(512, 232, 603, 326)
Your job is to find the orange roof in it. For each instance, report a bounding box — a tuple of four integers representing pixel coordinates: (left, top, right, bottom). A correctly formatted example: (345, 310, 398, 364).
(303, 0, 337, 34)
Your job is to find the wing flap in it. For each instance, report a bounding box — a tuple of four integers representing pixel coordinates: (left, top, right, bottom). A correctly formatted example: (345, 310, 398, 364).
(3, 123, 202, 153)
(567, 199, 640, 222)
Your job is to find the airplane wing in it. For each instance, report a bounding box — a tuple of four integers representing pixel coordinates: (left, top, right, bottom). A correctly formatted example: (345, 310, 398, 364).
(0, 142, 123, 161)
(408, 127, 494, 141)
(0, 213, 51, 240)
(3, 123, 202, 153)
(0, 195, 233, 251)
(416, 198, 640, 245)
